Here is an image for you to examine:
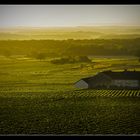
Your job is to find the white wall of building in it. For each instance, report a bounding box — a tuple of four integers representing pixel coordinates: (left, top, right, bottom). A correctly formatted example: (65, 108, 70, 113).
(112, 80, 139, 87)
(75, 80, 88, 89)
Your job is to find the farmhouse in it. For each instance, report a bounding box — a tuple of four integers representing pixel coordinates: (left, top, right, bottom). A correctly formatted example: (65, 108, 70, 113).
(75, 70, 140, 89)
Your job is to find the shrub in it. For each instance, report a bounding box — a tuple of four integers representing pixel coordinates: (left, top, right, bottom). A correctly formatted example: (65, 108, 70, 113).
(50, 56, 92, 64)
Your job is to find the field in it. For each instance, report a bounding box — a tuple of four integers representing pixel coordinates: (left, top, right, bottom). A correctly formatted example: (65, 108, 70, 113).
(0, 56, 140, 135)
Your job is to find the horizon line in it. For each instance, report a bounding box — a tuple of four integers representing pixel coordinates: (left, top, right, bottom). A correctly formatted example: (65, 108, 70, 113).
(1, 25, 140, 28)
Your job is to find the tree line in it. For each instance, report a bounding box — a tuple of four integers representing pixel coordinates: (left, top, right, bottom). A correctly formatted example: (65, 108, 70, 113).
(0, 38, 140, 58)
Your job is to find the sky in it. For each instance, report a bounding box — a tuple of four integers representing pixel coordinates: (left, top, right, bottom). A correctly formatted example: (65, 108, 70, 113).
(0, 5, 140, 27)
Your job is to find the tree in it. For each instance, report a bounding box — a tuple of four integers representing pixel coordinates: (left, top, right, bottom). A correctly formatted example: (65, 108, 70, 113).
(35, 52, 47, 61)
(76, 56, 92, 62)
(3, 50, 12, 58)
(134, 50, 140, 62)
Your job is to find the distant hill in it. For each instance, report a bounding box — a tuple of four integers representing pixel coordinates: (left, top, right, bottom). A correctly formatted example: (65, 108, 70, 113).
(0, 26, 140, 40)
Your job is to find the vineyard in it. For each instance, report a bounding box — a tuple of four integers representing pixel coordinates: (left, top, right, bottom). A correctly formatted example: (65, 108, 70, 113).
(66, 89, 140, 98)
(0, 57, 140, 134)
(0, 85, 140, 98)
(0, 88, 140, 134)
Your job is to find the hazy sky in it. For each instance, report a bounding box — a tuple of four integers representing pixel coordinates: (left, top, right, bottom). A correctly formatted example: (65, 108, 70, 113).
(0, 5, 140, 27)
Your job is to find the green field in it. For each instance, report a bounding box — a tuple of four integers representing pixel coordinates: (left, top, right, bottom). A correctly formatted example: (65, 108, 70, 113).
(0, 56, 140, 135)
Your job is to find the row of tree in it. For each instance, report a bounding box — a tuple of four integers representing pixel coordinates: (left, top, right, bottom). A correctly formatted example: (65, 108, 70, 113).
(50, 56, 92, 64)
(0, 38, 140, 58)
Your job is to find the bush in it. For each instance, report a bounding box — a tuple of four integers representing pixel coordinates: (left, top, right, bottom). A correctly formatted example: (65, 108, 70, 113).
(50, 56, 91, 64)
(35, 52, 47, 61)
(75, 56, 91, 62)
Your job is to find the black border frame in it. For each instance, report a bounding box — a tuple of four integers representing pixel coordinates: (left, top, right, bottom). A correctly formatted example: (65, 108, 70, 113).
(0, 1, 140, 138)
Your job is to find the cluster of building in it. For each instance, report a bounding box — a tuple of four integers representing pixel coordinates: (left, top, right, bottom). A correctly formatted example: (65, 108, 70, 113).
(75, 70, 140, 89)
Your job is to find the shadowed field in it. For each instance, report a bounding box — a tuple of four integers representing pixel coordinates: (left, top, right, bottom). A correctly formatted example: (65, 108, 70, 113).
(0, 90, 140, 134)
